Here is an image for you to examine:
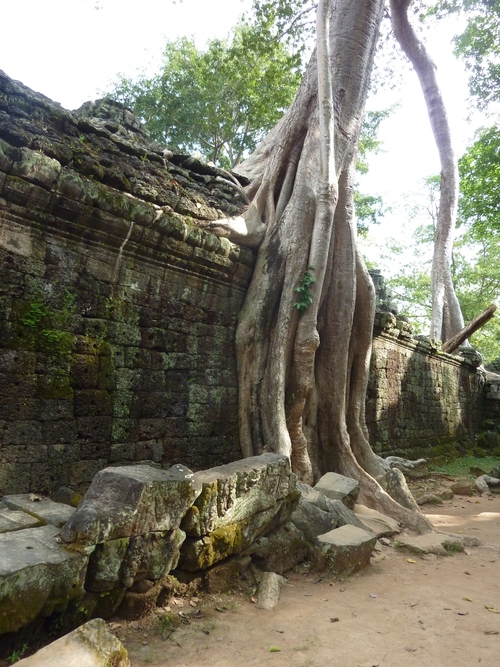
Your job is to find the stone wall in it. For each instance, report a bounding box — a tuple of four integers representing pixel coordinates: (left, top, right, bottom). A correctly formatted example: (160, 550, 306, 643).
(366, 333, 484, 459)
(0, 71, 253, 496)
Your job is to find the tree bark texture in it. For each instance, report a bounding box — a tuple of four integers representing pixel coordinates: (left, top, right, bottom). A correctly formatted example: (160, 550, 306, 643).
(389, 0, 464, 343)
(204, 0, 432, 533)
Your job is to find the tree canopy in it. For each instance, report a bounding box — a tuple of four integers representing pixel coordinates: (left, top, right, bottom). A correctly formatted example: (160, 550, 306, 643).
(109, 22, 302, 168)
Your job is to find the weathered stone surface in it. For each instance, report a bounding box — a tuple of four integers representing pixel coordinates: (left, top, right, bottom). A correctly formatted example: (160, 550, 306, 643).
(251, 521, 309, 574)
(60, 465, 199, 545)
(450, 482, 474, 496)
(15, 618, 129, 667)
(416, 493, 443, 506)
(178, 493, 298, 572)
(0, 525, 88, 634)
(397, 533, 466, 556)
(295, 481, 366, 530)
(290, 496, 340, 544)
(3, 494, 75, 527)
(0, 508, 42, 533)
(204, 555, 251, 593)
(316, 525, 377, 575)
(181, 454, 295, 537)
(256, 571, 286, 610)
(314, 473, 360, 510)
(119, 528, 186, 587)
(354, 505, 400, 538)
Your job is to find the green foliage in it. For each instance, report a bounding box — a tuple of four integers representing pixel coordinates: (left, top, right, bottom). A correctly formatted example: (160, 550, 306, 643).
(109, 21, 302, 168)
(7, 644, 29, 665)
(293, 267, 316, 313)
(427, 1, 500, 109)
(458, 126, 500, 238)
(20, 291, 76, 356)
(20, 300, 50, 328)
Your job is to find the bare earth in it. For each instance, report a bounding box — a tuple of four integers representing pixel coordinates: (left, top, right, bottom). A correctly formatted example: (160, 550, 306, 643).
(119, 495, 500, 667)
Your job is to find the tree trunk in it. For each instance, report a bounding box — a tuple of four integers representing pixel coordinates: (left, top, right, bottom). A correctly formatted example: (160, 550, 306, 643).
(204, 0, 433, 533)
(389, 0, 464, 343)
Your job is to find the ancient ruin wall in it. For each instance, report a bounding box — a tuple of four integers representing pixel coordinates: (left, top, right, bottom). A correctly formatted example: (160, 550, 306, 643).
(0, 72, 253, 496)
(366, 333, 484, 459)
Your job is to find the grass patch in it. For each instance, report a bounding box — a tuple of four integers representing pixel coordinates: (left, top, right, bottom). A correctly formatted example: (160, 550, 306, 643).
(429, 455, 500, 478)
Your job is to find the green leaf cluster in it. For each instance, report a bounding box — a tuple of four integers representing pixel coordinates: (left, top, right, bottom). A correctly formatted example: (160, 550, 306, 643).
(293, 267, 316, 313)
(109, 20, 302, 168)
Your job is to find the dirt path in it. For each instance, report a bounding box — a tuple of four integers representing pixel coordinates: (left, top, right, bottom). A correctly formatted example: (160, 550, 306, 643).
(119, 496, 500, 667)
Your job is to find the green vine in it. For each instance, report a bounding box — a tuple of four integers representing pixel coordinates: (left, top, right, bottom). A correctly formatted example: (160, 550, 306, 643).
(293, 266, 316, 313)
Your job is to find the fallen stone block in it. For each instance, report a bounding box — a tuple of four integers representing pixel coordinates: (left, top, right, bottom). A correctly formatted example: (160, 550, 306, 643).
(60, 464, 199, 546)
(314, 472, 359, 510)
(251, 521, 309, 574)
(15, 618, 129, 667)
(181, 454, 295, 537)
(178, 490, 299, 571)
(316, 525, 377, 575)
(354, 505, 400, 538)
(3, 494, 75, 528)
(85, 528, 186, 591)
(0, 508, 42, 534)
(398, 533, 464, 556)
(450, 482, 474, 496)
(0, 525, 88, 634)
(290, 496, 339, 544)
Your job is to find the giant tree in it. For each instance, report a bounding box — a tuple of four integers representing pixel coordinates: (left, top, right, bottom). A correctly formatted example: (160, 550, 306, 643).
(202, 0, 431, 532)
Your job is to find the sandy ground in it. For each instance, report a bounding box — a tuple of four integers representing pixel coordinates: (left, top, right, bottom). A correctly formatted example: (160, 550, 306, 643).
(119, 495, 500, 667)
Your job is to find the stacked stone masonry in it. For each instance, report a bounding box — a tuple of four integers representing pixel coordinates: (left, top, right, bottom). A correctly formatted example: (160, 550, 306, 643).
(0, 71, 254, 496)
(366, 332, 484, 459)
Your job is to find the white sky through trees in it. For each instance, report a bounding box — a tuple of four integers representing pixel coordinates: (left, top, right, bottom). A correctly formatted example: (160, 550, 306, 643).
(0, 0, 488, 275)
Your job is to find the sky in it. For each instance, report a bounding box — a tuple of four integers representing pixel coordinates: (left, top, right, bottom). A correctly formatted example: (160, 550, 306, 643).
(0, 0, 489, 277)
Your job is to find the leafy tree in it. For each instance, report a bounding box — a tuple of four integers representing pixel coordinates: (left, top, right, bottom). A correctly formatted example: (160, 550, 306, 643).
(110, 22, 302, 168)
(429, 0, 500, 108)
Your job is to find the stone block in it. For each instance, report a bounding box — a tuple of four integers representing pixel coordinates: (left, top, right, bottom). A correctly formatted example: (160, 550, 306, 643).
(316, 525, 377, 575)
(0, 508, 42, 533)
(314, 472, 360, 509)
(15, 618, 129, 667)
(251, 522, 309, 574)
(353, 504, 400, 538)
(181, 453, 295, 538)
(60, 464, 200, 546)
(0, 525, 88, 634)
(3, 494, 75, 528)
(178, 492, 298, 572)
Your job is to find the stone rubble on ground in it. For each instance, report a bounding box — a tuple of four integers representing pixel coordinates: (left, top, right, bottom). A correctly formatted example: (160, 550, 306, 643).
(15, 618, 129, 667)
